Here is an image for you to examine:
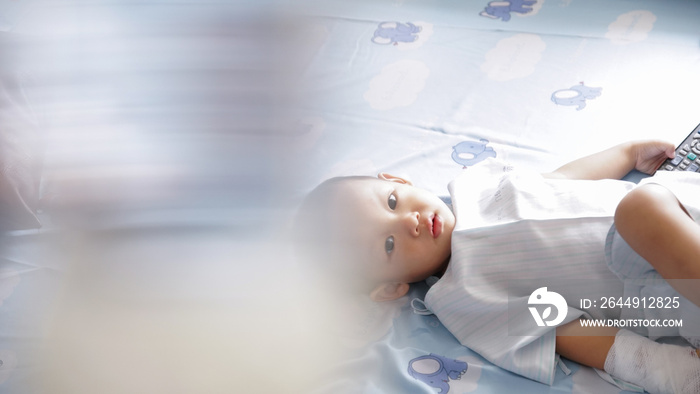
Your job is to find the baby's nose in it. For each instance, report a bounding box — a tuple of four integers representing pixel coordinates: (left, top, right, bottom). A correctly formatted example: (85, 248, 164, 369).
(404, 212, 420, 236)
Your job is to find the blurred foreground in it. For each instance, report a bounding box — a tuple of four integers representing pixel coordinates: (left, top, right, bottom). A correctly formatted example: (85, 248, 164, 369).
(1, 1, 336, 393)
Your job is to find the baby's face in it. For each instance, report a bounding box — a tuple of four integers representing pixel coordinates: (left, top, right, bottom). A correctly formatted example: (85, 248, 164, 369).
(337, 174, 456, 285)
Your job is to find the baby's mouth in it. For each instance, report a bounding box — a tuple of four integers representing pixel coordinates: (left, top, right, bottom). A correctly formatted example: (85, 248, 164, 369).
(431, 214, 443, 238)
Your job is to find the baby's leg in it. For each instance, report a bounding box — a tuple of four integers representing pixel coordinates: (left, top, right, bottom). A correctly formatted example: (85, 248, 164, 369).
(557, 322, 700, 393)
(604, 329, 700, 394)
(556, 320, 617, 369)
(614, 183, 700, 307)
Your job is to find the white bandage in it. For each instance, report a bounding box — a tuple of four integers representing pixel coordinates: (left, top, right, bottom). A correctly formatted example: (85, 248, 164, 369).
(604, 329, 700, 394)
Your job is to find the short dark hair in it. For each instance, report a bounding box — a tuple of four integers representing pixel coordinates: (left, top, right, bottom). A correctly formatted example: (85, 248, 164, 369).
(293, 176, 376, 294)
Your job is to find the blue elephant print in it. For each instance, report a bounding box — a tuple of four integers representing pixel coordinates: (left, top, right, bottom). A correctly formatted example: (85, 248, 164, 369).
(551, 83, 602, 111)
(452, 138, 497, 167)
(480, 0, 537, 22)
(408, 353, 468, 393)
(372, 21, 422, 45)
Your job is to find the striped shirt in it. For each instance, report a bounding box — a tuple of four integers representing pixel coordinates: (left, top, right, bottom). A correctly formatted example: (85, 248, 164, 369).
(425, 158, 636, 385)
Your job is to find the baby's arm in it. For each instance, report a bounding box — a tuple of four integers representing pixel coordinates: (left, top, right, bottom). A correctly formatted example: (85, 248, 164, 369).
(542, 140, 674, 180)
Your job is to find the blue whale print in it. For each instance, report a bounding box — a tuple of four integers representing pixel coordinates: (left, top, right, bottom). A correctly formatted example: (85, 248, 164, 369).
(452, 138, 497, 167)
(480, 0, 537, 22)
(408, 353, 468, 393)
(372, 21, 422, 45)
(551, 83, 602, 111)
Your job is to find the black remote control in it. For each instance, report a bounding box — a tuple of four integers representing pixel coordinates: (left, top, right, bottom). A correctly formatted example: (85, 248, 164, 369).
(658, 123, 700, 172)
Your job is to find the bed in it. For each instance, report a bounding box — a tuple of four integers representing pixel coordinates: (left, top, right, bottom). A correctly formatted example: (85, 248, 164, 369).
(293, 0, 700, 393)
(1, 0, 700, 393)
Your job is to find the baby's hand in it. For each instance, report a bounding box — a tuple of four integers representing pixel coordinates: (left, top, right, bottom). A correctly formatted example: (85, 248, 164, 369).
(632, 140, 675, 174)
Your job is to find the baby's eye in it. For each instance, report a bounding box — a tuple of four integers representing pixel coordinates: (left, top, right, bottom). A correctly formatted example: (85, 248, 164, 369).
(388, 193, 397, 210)
(385, 235, 395, 254)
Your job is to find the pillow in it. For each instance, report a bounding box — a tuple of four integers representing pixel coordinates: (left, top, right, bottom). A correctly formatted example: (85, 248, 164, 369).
(0, 39, 44, 231)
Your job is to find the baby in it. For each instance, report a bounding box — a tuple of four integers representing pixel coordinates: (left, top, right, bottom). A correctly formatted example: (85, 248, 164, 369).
(296, 140, 700, 394)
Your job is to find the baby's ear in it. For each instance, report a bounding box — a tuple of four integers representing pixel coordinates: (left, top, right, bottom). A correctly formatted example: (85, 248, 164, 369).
(369, 282, 410, 302)
(377, 173, 413, 186)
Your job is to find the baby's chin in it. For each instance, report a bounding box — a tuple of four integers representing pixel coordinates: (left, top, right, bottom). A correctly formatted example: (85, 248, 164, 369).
(440, 210, 456, 235)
